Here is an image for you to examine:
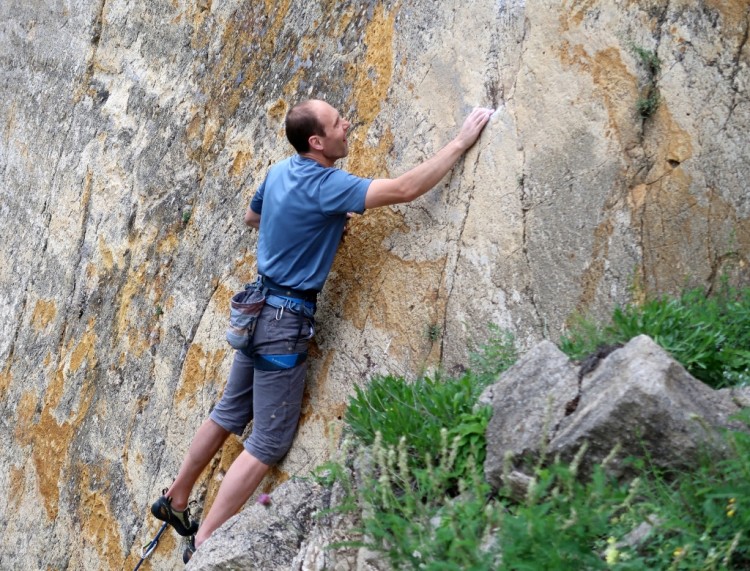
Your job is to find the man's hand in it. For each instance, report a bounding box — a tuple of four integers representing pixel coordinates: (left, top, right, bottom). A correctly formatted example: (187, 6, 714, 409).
(364, 106, 494, 210)
(454, 107, 494, 151)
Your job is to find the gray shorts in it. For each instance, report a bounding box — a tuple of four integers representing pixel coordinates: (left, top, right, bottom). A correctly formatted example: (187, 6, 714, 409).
(209, 302, 314, 465)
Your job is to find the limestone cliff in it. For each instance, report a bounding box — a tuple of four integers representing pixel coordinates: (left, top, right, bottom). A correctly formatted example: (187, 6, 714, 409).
(0, 0, 748, 568)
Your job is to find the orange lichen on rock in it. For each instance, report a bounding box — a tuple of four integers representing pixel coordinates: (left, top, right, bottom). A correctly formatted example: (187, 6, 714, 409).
(174, 343, 229, 406)
(76, 463, 125, 569)
(260, 464, 290, 494)
(14, 320, 98, 520)
(31, 299, 57, 332)
(230, 150, 253, 178)
(6, 464, 25, 515)
(559, 42, 640, 149)
(201, 436, 245, 517)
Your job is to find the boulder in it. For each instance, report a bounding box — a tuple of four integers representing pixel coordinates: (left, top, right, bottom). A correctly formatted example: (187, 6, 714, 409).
(483, 335, 750, 486)
(189, 475, 390, 571)
(188, 480, 327, 571)
(479, 340, 579, 488)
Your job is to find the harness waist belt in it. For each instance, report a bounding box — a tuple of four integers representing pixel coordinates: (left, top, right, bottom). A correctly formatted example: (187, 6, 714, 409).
(260, 276, 318, 302)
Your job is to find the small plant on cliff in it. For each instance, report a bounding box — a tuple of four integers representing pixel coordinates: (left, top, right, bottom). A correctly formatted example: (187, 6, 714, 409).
(560, 283, 750, 389)
(632, 45, 661, 119)
(426, 323, 442, 342)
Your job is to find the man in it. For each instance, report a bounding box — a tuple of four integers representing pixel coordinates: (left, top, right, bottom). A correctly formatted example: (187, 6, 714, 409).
(151, 99, 493, 563)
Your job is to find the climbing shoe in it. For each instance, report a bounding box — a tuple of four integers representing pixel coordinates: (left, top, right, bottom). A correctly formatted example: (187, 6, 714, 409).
(183, 536, 196, 564)
(150, 490, 199, 537)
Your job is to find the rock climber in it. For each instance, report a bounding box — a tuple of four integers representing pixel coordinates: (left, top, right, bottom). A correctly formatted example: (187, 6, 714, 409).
(150, 98, 493, 563)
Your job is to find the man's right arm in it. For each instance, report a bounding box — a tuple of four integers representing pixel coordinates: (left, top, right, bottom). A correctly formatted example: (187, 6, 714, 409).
(364, 107, 493, 209)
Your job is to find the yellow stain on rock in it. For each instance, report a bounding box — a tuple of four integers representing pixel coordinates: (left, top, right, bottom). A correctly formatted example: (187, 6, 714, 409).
(14, 321, 98, 520)
(230, 150, 253, 178)
(31, 299, 57, 332)
(76, 463, 125, 569)
(174, 343, 229, 406)
(98, 235, 115, 271)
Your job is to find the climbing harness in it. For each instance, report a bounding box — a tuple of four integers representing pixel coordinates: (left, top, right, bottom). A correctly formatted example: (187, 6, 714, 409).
(133, 522, 169, 571)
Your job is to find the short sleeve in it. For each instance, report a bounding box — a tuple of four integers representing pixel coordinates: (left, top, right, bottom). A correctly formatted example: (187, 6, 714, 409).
(319, 169, 371, 216)
(250, 178, 266, 214)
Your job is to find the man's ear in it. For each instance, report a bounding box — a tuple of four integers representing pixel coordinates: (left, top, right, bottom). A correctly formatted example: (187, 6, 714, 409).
(308, 135, 323, 151)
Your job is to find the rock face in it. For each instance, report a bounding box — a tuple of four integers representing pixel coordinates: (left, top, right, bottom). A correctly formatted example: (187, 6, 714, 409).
(1, 1, 748, 568)
(482, 335, 750, 488)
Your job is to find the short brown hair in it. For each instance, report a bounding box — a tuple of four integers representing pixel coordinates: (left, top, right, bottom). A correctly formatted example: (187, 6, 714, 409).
(285, 101, 325, 153)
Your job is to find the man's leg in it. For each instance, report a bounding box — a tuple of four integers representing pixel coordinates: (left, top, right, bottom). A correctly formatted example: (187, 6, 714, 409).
(194, 450, 270, 547)
(165, 418, 230, 510)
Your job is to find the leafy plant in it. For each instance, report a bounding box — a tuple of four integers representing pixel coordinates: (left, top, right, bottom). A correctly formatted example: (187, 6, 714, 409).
(426, 323, 442, 342)
(469, 323, 517, 384)
(632, 45, 661, 118)
(560, 285, 750, 388)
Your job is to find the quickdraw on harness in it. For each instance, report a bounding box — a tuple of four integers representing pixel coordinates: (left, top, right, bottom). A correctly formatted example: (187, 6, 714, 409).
(133, 522, 168, 571)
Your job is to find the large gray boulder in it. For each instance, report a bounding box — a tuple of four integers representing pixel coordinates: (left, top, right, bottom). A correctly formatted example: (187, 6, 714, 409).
(483, 335, 750, 486)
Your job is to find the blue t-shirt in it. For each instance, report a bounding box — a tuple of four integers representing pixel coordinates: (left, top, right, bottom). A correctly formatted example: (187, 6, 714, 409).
(250, 155, 371, 291)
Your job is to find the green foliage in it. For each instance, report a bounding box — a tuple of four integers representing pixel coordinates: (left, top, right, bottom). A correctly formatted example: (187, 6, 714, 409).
(182, 209, 192, 224)
(469, 323, 518, 384)
(633, 45, 661, 76)
(637, 92, 661, 118)
(426, 323, 442, 342)
(320, 317, 750, 570)
(498, 463, 635, 570)
(630, 411, 750, 569)
(349, 432, 502, 570)
(344, 373, 491, 483)
(632, 45, 661, 118)
(560, 285, 750, 388)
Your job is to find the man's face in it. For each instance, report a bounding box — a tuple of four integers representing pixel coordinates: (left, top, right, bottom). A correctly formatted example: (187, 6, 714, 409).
(314, 102, 350, 163)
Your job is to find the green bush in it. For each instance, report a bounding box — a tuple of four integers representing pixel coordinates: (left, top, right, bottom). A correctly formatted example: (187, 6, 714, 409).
(560, 285, 750, 388)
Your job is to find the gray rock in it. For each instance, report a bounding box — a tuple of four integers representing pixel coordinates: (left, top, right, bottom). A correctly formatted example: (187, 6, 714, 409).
(483, 335, 749, 488)
(550, 335, 744, 476)
(188, 479, 327, 571)
(480, 340, 579, 488)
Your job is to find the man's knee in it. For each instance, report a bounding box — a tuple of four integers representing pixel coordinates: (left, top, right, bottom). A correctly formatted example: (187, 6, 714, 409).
(243, 434, 295, 465)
